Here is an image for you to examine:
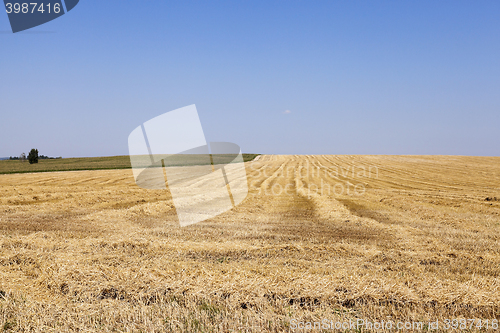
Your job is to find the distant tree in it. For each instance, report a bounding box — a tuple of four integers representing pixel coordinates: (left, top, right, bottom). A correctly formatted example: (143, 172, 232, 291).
(38, 155, 59, 159)
(20, 153, 26, 162)
(28, 149, 38, 164)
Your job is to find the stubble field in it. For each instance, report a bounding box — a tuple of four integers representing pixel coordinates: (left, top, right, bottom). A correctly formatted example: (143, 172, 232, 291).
(0, 155, 499, 332)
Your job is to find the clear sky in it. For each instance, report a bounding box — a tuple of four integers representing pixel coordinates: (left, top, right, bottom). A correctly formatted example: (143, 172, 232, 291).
(1, 0, 499, 157)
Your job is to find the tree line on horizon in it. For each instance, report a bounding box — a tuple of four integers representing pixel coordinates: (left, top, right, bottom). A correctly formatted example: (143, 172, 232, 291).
(9, 149, 62, 164)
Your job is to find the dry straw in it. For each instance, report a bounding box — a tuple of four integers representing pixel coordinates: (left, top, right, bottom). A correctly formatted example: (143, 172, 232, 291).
(0, 155, 499, 332)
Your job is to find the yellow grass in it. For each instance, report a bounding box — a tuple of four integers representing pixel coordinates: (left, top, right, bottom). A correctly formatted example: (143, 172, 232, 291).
(0, 155, 499, 332)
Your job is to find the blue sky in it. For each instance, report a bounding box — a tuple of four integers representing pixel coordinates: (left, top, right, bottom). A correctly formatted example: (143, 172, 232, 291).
(1, 0, 499, 157)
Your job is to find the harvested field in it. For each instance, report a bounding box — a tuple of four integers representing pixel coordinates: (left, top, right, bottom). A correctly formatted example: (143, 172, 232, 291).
(0, 155, 499, 332)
